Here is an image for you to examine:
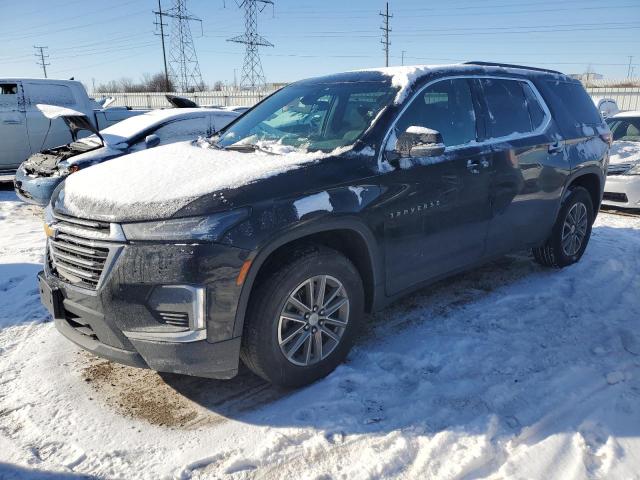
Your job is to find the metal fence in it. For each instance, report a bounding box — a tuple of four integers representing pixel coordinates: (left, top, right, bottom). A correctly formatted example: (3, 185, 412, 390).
(586, 87, 640, 111)
(90, 88, 280, 109)
(93, 86, 640, 113)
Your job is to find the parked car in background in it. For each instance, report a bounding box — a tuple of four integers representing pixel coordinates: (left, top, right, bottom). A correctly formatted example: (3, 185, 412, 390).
(603, 111, 640, 209)
(595, 98, 619, 118)
(39, 63, 609, 387)
(0, 78, 147, 179)
(14, 107, 240, 206)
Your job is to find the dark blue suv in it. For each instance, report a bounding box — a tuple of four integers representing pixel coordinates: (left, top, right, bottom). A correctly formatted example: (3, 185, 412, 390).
(39, 62, 610, 386)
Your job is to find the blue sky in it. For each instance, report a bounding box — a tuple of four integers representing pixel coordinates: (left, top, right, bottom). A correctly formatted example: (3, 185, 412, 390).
(1, 0, 639, 88)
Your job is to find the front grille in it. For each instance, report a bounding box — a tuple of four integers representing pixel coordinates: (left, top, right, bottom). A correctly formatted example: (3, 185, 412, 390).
(157, 311, 190, 328)
(49, 213, 116, 290)
(603, 192, 628, 203)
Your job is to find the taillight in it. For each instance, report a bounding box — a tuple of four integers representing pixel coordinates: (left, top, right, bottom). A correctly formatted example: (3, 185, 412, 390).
(600, 132, 612, 146)
(69, 165, 80, 173)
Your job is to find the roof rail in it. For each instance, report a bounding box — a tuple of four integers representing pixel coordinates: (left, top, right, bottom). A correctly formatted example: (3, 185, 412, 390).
(463, 61, 563, 75)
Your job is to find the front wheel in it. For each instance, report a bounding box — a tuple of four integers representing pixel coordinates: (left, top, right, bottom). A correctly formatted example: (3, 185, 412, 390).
(533, 186, 594, 268)
(240, 245, 364, 387)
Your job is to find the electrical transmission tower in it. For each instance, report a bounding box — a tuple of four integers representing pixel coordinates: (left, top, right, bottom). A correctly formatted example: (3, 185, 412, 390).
(34, 45, 50, 78)
(164, 0, 204, 92)
(227, 0, 274, 91)
(380, 2, 392, 67)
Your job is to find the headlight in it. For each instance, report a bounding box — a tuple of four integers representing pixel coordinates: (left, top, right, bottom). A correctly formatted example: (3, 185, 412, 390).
(57, 162, 80, 176)
(121, 208, 250, 241)
(627, 164, 640, 175)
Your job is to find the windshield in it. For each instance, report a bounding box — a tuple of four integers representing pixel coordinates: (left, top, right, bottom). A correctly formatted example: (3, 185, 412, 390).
(215, 80, 396, 152)
(607, 117, 640, 142)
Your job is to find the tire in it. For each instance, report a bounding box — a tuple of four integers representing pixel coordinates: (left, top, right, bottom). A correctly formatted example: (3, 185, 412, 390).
(532, 186, 594, 268)
(240, 244, 364, 387)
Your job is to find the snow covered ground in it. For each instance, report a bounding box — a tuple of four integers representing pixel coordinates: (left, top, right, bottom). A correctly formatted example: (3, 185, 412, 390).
(0, 187, 639, 480)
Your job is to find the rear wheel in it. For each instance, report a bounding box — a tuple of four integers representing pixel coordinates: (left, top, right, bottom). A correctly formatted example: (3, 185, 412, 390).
(532, 186, 594, 268)
(240, 245, 364, 387)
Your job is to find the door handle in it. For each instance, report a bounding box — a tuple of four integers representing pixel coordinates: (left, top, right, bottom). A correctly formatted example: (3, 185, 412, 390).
(548, 141, 564, 153)
(2, 119, 22, 125)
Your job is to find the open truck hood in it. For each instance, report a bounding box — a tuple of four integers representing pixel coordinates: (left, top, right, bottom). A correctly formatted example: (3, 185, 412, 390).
(36, 104, 104, 144)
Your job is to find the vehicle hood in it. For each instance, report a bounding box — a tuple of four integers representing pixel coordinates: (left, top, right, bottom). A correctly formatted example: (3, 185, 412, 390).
(36, 104, 104, 144)
(52, 140, 354, 222)
(609, 140, 640, 168)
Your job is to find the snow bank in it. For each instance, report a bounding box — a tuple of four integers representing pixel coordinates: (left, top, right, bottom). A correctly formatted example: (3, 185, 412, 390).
(36, 104, 85, 119)
(59, 141, 350, 221)
(1, 190, 640, 478)
(610, 140, 640, 165)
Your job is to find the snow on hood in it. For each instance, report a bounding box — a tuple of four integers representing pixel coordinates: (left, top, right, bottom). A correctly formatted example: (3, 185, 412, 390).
(357, 65, 453, 104)
(36, 104, 86, 119)
(610, 140, 640, 165)
(57, 140, 351, 221)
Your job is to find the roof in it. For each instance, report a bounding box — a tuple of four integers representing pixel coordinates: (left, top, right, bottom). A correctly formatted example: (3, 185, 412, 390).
(294, 63, 569, 105)
(0, 78, 83, 85)
(611, 110, 640, 119)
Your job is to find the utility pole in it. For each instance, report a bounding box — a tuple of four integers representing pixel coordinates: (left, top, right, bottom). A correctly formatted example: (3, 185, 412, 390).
(34, 45, 50, 78)
(227, 0, 274, 91)
(154, 0, 170, 91)
(628, 56, 634, 79)
(401, 50, 406, 66)
(379, 2, 392, 67)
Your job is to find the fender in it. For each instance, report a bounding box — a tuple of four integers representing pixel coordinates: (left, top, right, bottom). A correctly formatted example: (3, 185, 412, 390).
(557, 163, 605, 220)
(231, 216, 384, 338)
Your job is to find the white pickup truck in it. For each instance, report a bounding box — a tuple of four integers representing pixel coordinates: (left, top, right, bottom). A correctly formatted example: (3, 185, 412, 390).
(0, 78, 146, 179)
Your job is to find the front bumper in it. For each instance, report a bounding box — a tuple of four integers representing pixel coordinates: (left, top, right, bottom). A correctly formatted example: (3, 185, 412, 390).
(14, 165, 64, 206)
(602, 175, 640, 209)
(40, 237, 251, 379)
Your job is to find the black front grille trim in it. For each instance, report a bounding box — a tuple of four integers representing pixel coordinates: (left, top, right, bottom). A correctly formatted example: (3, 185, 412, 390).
(603, 192, 628, 203)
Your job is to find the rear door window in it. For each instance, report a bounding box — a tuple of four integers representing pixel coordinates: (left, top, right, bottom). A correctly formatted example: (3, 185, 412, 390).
(479, 78, 540, 138)
(151, 116, 210, 143)
(395, 78, 477, 147)
(25, 83, 76, 107)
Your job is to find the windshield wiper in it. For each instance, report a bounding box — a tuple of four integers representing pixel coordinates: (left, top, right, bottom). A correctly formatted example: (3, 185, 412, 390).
(224, 143, 279, 155)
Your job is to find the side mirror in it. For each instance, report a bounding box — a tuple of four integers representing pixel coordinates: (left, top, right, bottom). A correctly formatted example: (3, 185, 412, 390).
(145, 134, 161, 149)
(396, 126, 446, 159)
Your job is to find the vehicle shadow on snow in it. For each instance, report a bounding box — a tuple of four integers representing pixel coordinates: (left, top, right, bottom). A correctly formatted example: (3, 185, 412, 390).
(0, 263, 49, 327)
(160, 253, 545, 421)
(0, 463, 97, 480)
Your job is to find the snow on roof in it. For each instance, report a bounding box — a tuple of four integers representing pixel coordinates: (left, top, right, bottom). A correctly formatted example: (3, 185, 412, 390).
(611, 110, 640, 119)
(59, 140, 351, 221)
(356, 64, 454, 104)
(36, 104, 86, 119)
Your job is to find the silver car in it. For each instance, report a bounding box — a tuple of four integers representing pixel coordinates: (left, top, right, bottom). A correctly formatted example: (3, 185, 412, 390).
(14, 107, 239, 205)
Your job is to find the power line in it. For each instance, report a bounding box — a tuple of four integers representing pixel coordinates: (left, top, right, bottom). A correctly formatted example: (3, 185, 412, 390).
(154, 0, 170, 90)
(379, 2, 392, 67)
(227, 0, 274, 90)
(34, 45, 50, 78)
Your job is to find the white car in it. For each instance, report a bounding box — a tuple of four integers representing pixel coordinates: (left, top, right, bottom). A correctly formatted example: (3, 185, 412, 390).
(14, 107, 239, 206)
(0, 78, 147, 178)
(603, 111, 640, 209)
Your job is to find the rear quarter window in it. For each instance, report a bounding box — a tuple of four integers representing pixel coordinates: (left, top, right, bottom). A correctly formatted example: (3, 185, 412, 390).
(542, 80, 603, 138)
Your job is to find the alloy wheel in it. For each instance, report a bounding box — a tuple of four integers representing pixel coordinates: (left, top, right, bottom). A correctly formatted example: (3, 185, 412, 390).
(561, 201, 588, 257)
(277, 275, 350, 366)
